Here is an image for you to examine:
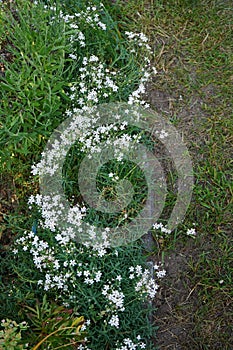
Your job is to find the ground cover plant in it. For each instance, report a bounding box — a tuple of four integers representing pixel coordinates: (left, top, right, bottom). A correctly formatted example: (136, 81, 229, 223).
(0, 0, 232, 350)
(0, 0, 169, 349)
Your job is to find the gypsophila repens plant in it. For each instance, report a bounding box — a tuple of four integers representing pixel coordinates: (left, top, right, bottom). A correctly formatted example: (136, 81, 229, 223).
(4, 0, 171, 348)
(13, 224, 166, 349)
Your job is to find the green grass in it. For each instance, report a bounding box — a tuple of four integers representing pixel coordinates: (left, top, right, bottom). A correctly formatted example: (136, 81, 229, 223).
(111, 0, 233, 348)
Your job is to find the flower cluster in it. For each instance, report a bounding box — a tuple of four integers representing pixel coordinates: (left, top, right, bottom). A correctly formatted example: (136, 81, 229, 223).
(152, 222, 172, 238)
(82, 228, 111, 257)
(31, 105, 144, 179)
(186, 227, 197, 237)
(56, 3, 107, 31)
(102, 285, 125, 311)
(125, 31, 154, 107)
(67, 55, 119, 109)
(115, 336, 146, 350)
(77, 337, 146, 350)
(128, 264, 166, 299)
(28, 194, 86, 236)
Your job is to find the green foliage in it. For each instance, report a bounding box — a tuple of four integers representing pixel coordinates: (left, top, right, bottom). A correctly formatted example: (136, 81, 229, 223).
(0, 0, 69, 170)
(24, 295, 85, 350)
(12, 227, 156, 349)
(0, 319, 28, 350)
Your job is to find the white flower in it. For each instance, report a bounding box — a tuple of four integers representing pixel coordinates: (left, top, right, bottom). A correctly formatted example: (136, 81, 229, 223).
(69, 53, 77, 60)
(70, 260, 76, 267)
(135, 265, 142, 276)
(159, 130, 168, 139)
(139, 32, 148, 42)
(108, 314, 119, 328)
(95, 271, 102, 282)
(54, 260, 60, 270)
(98, 22, 106, 30)
(102, 284, 110, 296)
(84, 278, 94, 285)
(153, 222, 171, 234)
(89, 55, 99, 62)
(186, 228, 197, 236)
(77, 270, 82, 277)
(107, 289, 125, 309)
(156, 269, 166, 278)
(28, 195, 35, 204)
